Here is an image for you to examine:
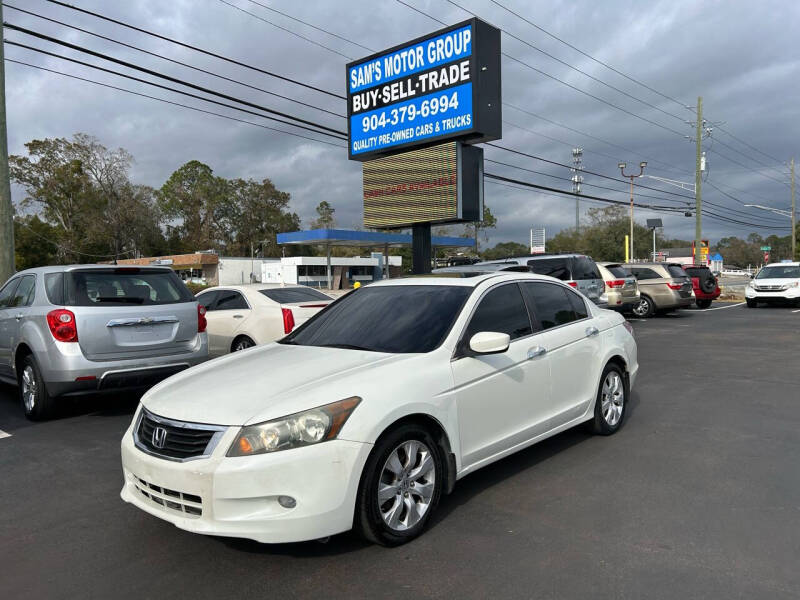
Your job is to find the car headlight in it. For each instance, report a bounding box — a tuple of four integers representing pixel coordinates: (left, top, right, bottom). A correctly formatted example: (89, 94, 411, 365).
(747, 281, 755, 289)
(783, 282, 799, 290)
(227, 397, 361, 457)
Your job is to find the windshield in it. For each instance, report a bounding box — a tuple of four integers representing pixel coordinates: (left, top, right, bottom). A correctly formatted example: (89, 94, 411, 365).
(526, 258, 571, 281)
(282, 285, 471, 353)
(259, 287, 330, 303)
(605, 265, 629, 278)
(64, 269, 194, 306)
(756, 266, 800, 279)
(667, 265, 689, 278)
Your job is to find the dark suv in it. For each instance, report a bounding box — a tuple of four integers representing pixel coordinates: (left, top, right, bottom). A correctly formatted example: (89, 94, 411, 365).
(476, 254, 606, 306)
(684, 265, 721, 308)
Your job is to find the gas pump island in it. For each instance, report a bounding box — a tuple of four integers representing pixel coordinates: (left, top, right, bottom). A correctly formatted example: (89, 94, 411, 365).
(346, 18, 502, 273)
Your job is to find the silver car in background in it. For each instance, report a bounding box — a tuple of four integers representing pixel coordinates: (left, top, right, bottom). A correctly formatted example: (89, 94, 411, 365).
(0, 265, 208, 420)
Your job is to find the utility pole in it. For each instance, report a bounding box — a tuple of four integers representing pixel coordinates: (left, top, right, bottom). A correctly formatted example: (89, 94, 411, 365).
(694, 96, 703, 266)
(791, 157, 797, 260)
(619, 161, 647, 261)
(571, 148, 583, 231)
(0, 5, 16, 283)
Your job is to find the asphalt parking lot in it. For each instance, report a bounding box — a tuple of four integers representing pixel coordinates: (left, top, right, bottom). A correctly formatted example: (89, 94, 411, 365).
(1, 303, 799, 599)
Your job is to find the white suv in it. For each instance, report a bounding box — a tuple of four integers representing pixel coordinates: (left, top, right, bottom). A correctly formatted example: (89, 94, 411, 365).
(745, 262, 800, 308)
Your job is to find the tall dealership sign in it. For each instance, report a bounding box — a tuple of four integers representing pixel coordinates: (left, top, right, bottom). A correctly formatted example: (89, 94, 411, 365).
(347, 19, 501, 160)
(347, 18, 501, 272)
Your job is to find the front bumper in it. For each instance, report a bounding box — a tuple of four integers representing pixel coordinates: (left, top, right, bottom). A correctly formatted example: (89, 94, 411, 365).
(745, 286, 800, 302)
(120, 416, 372, 544)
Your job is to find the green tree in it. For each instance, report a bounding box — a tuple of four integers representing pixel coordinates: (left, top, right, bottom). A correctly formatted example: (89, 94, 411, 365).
(311, 200, 336, 229)
(482, 241, 529, 260)
(13, 215, 60, 269)
(464, 205, 497, 254)
(225, 177, 300, 256)
(157, 160, 231, 252)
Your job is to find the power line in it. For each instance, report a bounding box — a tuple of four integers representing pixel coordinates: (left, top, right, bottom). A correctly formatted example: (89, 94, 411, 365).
(485, 143, 696, 199)
(4, 24, 348, 137)
(716, 125, 785, 165)
(5, 58, 347, 148)
(243, 0, 374, 52)
(485, 0, 691, 112)
(40, 0, 345, 100)
(708, 134, 789, 179)
(445, 0, 688, 124)
(5, 40, 348, 140)
(3, 3, 345, 119)
(706, 147, 789, 187)
(216, 0, 353, 60)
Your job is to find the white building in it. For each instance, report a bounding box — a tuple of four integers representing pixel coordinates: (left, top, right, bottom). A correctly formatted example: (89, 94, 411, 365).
(262, 255, 402, 288)
(218, 256, 280, 285)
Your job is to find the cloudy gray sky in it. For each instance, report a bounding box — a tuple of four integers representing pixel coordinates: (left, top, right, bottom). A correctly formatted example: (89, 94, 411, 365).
(5, 0, 799, 250)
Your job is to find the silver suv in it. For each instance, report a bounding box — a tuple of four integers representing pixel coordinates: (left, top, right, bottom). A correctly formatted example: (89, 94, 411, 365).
(0, 265, 209, 420)
(476, 254, 606, 305)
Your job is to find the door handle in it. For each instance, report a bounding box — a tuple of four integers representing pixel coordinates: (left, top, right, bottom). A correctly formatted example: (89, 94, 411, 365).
(232, 314, 244, 319)
(527, 346, 547, 360)
(585, 326, 600, 337)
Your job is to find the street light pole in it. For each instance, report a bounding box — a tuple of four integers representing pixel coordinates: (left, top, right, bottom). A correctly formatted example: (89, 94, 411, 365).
(619, 161, 647, 261)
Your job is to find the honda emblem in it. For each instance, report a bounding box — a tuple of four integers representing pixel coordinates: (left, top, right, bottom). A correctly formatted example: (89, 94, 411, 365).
(152, 426, 167, 449)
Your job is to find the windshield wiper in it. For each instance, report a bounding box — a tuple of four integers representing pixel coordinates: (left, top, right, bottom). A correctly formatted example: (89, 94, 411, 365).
(318, 343, 374, 351)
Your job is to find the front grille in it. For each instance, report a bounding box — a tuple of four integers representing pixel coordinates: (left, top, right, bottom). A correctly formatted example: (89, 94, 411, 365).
(132, 475, 202, 517)
(755, 284, 784, 292)
(135, 409, 224, 460)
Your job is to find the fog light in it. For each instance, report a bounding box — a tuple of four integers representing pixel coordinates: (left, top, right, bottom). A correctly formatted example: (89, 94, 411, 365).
(278, 495, 296, 508)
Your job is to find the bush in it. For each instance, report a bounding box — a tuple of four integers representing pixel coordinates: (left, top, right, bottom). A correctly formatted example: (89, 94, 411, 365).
(185, 282, 210, 295)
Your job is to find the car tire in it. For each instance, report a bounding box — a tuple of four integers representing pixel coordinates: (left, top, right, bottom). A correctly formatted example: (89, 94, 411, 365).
(746, 299, 758, 308)
(696, 299, 712, 309)
(231, 335, 255, 352)
(591, 363, 628, 435)
(700, 274, 717, 294)
(355, 423, 444, 546)
(631, 295, 655, 318)
(19, 354, 56, 421)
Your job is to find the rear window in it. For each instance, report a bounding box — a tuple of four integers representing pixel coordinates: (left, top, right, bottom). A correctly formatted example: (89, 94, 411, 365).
(605, 264, 629, 278)
(259, 287, 331, 304)
(526, 258, 572, 281)
(667, 265, 689, 278)
(63, 269, 194, 306)
(573, 256, 601, 280)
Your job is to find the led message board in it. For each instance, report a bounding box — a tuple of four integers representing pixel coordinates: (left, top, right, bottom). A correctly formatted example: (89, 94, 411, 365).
(363, 141, 483, 228)
(347, 18, 501, 161)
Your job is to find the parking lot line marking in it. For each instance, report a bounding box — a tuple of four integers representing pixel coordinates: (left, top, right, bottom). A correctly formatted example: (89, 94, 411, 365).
(697, 302, 745, 311)
(0, 430, 11, 440)
(792, 309, 800, 313)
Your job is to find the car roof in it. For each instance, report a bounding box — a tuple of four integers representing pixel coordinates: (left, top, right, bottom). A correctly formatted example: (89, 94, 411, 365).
(368, 272, 559, 288)
(11, 264, 174, 276)
(476, 253, 589, 265)
(764, 262, 800, 267)
(198, 283, 310, 292)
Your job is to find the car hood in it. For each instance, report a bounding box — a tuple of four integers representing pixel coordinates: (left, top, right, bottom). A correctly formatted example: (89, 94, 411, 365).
(140, 343, 401, 426)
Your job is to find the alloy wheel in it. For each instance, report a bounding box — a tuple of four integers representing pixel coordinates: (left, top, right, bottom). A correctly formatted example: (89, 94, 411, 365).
(22, 365, 37, 412)
(378, 440, 436, 531)
(632, 298, 650, 317)
(233, 338, 254, 352)
(601, 371, 624, 426)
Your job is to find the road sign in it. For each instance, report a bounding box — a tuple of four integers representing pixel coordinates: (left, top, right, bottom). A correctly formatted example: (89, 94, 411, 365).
(760, 246, 771, 251)
(346, 18, 501, 161)
(764, 252, 770, 262)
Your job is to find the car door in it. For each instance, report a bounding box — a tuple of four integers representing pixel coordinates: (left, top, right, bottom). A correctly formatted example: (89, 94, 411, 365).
(520, 281, 601, 426)
(6, 276, 36, 369)
(205, 289, 251, 356)
(0, 277, 22, 376)
(450, 282, 552, 469)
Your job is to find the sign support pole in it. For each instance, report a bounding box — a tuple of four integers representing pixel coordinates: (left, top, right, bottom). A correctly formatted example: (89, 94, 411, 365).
(412, 223, 432, 274)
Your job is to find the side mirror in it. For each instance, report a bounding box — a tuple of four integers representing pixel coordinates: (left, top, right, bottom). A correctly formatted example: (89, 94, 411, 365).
(469, 331, 510, 355)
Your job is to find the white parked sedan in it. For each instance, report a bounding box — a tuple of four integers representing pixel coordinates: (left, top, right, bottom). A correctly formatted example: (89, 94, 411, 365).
(120, 272, 638, 546)
(195, 284, 332, 356)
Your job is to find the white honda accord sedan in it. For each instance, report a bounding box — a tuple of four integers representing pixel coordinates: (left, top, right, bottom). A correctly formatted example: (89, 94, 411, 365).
(120, 272, 638, 546)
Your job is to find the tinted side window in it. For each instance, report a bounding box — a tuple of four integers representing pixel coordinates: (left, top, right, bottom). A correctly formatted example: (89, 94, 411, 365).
(0, 278, 21, 308)
(605, 264, 629, 278)
(464, 284, 532, 343)
(215, 291, 248, 310)
(567, 291, 588, 320)
(667, 265, 688, 278)
(574, 257, 601, 280)
(12, 275, 36, 307)
(45, 273, 64, 305)
(196, 290, 219, 311)
(630, 268, 661, 280)
(521, 282, 579, 330)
